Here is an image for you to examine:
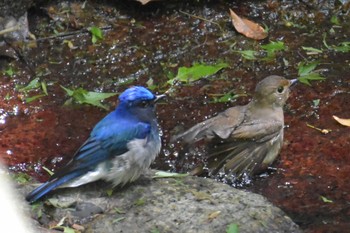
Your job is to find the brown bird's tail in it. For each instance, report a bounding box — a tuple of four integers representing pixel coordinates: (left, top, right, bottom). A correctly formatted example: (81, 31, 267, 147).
(191, 138, 281, 185)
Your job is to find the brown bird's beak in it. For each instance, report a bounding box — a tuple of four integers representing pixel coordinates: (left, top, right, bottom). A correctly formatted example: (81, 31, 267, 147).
(289, 79, 298, 86)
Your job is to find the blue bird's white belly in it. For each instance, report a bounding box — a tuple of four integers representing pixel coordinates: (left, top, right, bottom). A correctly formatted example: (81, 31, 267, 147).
(63, 135, 161, 188)
(105, 136, 161, 186)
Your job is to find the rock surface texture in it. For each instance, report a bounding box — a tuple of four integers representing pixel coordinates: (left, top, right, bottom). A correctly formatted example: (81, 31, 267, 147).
(19, 170, 301, 233)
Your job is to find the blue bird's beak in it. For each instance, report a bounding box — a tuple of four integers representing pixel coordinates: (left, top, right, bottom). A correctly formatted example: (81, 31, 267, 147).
(154, 94, 166, 103)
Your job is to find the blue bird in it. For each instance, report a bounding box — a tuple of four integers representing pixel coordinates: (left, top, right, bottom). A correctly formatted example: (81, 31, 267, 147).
(26, 86, 165, 203)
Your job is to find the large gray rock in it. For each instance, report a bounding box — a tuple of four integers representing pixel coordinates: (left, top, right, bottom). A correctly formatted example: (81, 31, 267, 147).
(0, 0, 35, 40)
(0, 0, 35, 19)
(19, 170, 300, 233)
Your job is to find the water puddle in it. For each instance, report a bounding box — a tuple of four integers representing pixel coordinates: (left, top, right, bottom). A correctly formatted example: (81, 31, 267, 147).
(0, 1, 349, 232)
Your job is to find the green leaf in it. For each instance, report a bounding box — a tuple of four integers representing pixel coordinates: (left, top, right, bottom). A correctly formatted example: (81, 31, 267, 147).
(297, 61, 319, 76)
(332, 42, 350, 53)
(83, 91, 117, 110)
(31, 203, 43, 218)
(298, 73, 325, 86)
(92, 35, 97, 44)
(61, 85, 75, 96)
(89, 26, 103, 44)
(63, 227, 76, 233)
(47, 198, 75, 208)
(320, 195, 333, 203)
(212, 93, 240, 103)
(134, 198, 146, 206)
(41, 81, 48, 95)
(234, 50, 256, 60)
(113, 217, 125, 223)
(25, 94, 46, 103)
(37, 207, 43, 219)
(12, 173, 31, 184)
(146, 78, 157, 90)
(330, 15, 340, 25)
(18, 78, 41, 92)
(42, 166, 54, 176)
(322, 34, 330, 49)
(114, 208, 126, 214)
(312, 99, 320, 108)
(84, 91, 117, 103)
(106, 189, 114, 197)
(260, 41, 286, 61)
(4, 93, 11, 101)
(226, 223, 239, 233)
(261, 41, 285, 52)
(302, 46, 323, 54)
(150, 228, 161, 233)
(153, 171, 189, 178)
(61, 86, 117, 110)
(323, 34, 350, 52)
(297, 62, 325, 86)
(5, 67, 14, 76)
(168, 62, 229, 85)
(17, 78, 49, 102)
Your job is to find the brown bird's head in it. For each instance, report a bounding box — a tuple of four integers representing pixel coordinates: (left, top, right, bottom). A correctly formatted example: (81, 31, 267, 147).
(252, 75, 296, 108)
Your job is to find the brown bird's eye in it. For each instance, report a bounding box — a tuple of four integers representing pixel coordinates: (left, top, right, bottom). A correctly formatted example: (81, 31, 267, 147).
(277, 86, 284, 93)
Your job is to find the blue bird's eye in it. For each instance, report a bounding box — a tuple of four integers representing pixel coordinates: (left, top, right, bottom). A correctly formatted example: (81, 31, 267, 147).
(137, 100, 153, 108)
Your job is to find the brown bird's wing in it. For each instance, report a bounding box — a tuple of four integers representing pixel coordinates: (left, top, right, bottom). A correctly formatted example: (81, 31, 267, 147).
(173, 105, 247, 144)
(205, 120, 284, 178)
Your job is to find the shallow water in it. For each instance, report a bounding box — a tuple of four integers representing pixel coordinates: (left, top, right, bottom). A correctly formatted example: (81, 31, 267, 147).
(1, 1, 349, 232)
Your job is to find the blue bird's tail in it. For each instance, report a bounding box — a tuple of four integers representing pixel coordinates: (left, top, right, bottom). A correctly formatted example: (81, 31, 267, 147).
(25, 170, 86, 203)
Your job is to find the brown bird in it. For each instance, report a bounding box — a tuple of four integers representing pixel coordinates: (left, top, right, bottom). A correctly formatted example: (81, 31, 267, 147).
(173, 75, 296, 182)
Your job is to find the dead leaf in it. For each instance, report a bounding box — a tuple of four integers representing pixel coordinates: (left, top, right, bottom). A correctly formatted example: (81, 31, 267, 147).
(306, 123, 332, 134)
(229, 9, 268, 40)
(333, 115, 350, 127)
(63, 40, 78, 50)
(208, 210, 221, 221)
(136, 0, 153, 5)
(72, 223, 85, 231)
(190, 190, 212, 201)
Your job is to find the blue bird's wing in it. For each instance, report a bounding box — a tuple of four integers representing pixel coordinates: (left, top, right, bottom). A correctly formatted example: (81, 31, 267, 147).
(51, 121, 151, 180)
(26, 121, 151, 203)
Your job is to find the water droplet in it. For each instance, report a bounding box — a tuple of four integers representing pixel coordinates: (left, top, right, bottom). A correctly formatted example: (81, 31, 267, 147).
(163, 149, 170, 157)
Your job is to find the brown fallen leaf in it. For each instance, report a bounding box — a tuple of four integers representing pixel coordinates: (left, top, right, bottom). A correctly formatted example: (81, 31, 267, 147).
(207, 210, 221, 222)
(72, 223, 85, 231)
(306, 123, 332, 134)
(229, 9, 268, 40)
(136, 0, 154, 5)
(333, 115, 350, 127)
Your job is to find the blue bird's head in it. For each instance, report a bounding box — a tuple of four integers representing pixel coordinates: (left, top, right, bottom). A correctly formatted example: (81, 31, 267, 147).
(118, 86, 165, 122)
(119, 86, 155, 103)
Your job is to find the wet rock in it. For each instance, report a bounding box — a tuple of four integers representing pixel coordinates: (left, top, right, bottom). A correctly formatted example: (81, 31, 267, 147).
(0, 12, 29, 42)
(19, 170, 301, 233)
(0, 0, 40, 41)
(0, 0, 34, 19)
(0, 0, 37, 63)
